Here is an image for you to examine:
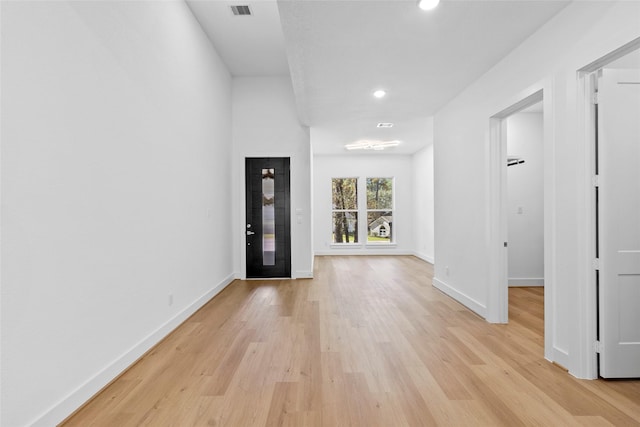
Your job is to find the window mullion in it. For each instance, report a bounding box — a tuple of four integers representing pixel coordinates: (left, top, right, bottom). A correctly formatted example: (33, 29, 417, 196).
(358, 177, 366, 243)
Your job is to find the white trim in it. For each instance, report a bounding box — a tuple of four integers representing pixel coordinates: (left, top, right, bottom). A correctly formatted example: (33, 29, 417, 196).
(433, 277, 487, 318)
(552, 346, 571, 370)
(568, 39, 640, 380)
(508, 278, 544, 287)
(239, 153, 297, 280)
(487, 116, 509, 324)
(491, 90, 545, 119)
(330, 243, 364, 249)
(365, 243, 397, 249)
(294, 270, 314, 279)
(413, 251, 434, 264)
(578, 37, 640, 73)
(315, 250, 413, 256)
(541, 86, 558, 366)
(0, 1, 3, 421)
(31, 273, 236, 427)
(327, 243, 398, 250)
(309, 147, 315, 277)
(487, 85, 557, 370)
(573, 70, 600, 379)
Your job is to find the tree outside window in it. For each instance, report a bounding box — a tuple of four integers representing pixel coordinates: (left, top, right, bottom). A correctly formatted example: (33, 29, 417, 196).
(331, 178, 358, 243)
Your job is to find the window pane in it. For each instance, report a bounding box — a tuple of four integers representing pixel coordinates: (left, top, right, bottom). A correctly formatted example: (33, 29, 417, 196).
(366, 178, 393, 209)
(367, 211, 392, 242)
(332, 178, 357, 210)
(262, 168, 275, 265)
(332, 212, 358, 243)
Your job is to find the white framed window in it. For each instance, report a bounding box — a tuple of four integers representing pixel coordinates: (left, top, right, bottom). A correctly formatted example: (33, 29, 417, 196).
(331, 178, 358, 244)
(331, 177, 395, 245)
(366, 177, 394, 244)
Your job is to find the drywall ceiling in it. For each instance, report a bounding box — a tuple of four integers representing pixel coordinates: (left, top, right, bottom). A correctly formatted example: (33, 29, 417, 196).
(186, 0, 289, 76)
(188, 0, 571, 154)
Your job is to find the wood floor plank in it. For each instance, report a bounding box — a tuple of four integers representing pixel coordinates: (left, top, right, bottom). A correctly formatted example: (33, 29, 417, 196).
(61, 256, 640, 426)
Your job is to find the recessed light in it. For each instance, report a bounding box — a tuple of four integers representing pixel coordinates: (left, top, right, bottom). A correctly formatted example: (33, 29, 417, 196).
(373, 90, 386, 99)
(418, 0, 439, 11)
(377, 123, 394, 128)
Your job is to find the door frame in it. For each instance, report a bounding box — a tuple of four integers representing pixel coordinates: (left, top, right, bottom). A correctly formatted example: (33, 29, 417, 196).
(244, 157, 291, 279)
(576, 37, 640, 379)
(237, 152, 299, 280)
(487, 86, 559, 364)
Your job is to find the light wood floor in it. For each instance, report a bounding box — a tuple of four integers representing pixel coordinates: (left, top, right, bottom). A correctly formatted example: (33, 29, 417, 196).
(62, 256, 640, 426)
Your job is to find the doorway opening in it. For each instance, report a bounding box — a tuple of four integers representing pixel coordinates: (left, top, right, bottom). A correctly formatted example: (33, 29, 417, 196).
(245, 157, 291, 278)
(584, 47, 640, 379)
(505, 102, 545, 322)
(488, 89, 551, 360)
(574, 37, 640, 379)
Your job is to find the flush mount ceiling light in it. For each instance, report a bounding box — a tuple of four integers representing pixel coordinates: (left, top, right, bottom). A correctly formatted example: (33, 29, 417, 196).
(418, 0, 440, 11)
(345, 139, 401, 151)
(377, 123, 394, 128)
(373, 90, 386, 99)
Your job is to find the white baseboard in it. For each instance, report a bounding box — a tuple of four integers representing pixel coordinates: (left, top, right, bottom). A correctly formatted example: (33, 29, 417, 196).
(315, 250, 414, 256)
(314, 250, 433, 264)
(552, 346, 571, 373)
(294, 270, 314, 279)
(413, 251, 434, 264)
(32, 273, 236, 427)
(508, 278, 544, 287)
(432, 277, 487, 318)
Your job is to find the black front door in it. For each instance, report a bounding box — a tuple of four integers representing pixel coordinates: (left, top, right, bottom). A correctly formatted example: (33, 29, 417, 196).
(245, 157, 291, 278)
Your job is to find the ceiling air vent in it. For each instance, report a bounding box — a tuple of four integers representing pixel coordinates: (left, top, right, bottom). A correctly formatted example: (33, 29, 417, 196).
(230, 5, 252, 16)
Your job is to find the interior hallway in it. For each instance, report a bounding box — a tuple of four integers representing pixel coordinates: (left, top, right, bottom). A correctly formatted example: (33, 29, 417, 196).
(62, 256, 640, 426)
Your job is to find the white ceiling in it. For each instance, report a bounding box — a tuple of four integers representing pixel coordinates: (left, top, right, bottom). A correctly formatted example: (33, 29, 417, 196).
(187, 0, 571, 154)
(186, 0, 289, 76)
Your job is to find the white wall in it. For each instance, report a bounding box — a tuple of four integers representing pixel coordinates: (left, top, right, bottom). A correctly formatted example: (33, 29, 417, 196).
(1, 2, 234, 425)
(507, 112, 544, 286)
(231, 77, 313, 278)
(313, 154, 414, 255)
(433, 0, 640, 377)
(412, 141, 435, 264)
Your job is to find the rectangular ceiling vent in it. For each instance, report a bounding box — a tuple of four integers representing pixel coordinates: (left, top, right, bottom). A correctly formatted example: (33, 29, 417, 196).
(230, 5, 252, 16)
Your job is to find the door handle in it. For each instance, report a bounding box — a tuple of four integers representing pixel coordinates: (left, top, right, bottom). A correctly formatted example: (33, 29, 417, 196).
(247, 231, 255, 235)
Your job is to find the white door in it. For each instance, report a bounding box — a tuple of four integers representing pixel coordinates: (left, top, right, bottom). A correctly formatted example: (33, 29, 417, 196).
(598, 68, 640, 378)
